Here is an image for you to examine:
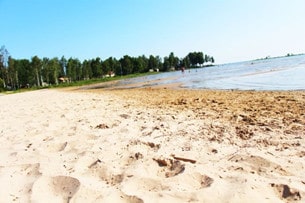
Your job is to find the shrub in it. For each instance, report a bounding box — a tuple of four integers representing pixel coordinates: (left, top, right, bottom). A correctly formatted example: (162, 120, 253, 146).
(0, 78, 4, 92)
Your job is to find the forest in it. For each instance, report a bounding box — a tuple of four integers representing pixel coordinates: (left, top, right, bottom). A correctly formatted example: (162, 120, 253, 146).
(0, 46, 214, 91)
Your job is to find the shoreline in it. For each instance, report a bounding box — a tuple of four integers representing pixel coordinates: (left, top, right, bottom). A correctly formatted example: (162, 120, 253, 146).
(0, 88, 304, 202)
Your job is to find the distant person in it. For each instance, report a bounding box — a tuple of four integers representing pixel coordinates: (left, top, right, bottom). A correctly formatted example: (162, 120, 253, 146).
(181, 67, 185, 73)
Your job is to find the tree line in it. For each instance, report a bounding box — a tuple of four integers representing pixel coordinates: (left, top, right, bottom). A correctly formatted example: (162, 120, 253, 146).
(0, 45, 214, 90)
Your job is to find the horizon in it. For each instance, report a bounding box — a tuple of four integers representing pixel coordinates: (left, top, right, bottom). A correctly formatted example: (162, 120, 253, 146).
(1, 45, 304, 66)
(1, 0, 305, 64)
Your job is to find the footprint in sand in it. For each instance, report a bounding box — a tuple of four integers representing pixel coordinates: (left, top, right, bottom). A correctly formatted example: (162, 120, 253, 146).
(102, 190, 143, 203)
(128, 139, 161, 152)
(228, 154, 291, 177)
(122, 177, 166, 193)
(22, 163, 41, 176)
(88, 162, 124, 186)
(153, 157, 185, 178)
(164, 172, 214, 192)
(31, 175, 80, 202)
(0, 163, 41, 202)
(44, 141, 68, 152)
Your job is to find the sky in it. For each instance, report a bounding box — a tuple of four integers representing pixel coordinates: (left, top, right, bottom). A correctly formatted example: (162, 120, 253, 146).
(0, 0, 305, 64)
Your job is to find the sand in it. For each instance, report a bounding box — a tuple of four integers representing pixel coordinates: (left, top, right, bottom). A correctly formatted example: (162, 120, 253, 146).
(0, 87, 304, 202)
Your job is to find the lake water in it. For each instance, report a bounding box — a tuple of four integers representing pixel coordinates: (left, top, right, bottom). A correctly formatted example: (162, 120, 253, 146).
(116, 55, 305, 90)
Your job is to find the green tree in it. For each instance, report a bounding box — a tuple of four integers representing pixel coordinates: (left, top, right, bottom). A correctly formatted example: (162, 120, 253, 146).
(197, 52, 204, 66)
(0, 77, 4, 91)
(148, 55, 158, 71)
(41, 57, 50, 85)
(156, 56, 162, 70)
(111, 58, 121, 76)
(0, 49, 215, 89)
(187, 51, 204, 67)
(45, 57, 60, 85)
(66, 58, 81, 82)
(182, 56, 190, 69)
(102, 57, 118, 76)
(187, 52, 195, 67)
(59, 56, 67, 77)
(204, 54, 209, 63)
(120, 55, 133, 75)
(162, 57, 170, 72)
(75, 59, 82, 80)
(82, 60, 92, 80)
(0, 45, 10, 88)
(16, 59, 33, 87)
(211, 57, 215, 63)
(133, 55, 148, 73)
(31, 56, 42, 87)
(168, 52, 179, 69)
(91, 57, 102, 78)
(7, 57, 19, 89)
(101, 59, 110, 76)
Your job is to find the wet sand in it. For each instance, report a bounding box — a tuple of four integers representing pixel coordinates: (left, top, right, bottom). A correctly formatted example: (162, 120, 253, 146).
(0, 87, 304, 202)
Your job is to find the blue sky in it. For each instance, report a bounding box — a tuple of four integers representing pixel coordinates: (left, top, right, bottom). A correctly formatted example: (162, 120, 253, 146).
(0, 0, 304, 64)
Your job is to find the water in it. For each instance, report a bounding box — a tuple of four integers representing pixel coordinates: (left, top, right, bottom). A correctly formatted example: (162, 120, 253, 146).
(115, 54, 305, 90)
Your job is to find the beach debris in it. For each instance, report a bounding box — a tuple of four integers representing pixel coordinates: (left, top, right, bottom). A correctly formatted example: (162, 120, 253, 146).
(146, 142, 161, 150)
(200, 175, 214, 187)
(128, 152, 144, 162)
(182, 146, 191, 151)
(58, 142, 68, 152)
(95, 123, 109, 129)
(153, 126, 160, 130)
(127, 139, 160, 151)
(170, 154, 196, 164)
(271, 183, 302, 201)
(239, 114, 255, 125)
(120, 114, 130, 119)
(135, 152, 143, 160)
(193, 98, 200, 102)
(235, 126, 254, 140)
(297, 151, 305, 158)
(153, 157, 185, 177)
(227, 151, 239, 161)
(153, 158, 168, 167)
(211, 149, 218, 153)
(172, 97, 187, 105)
(88, 159, 102, 168)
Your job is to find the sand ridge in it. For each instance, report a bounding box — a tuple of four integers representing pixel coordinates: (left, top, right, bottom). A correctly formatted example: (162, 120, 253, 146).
(0, 88, 304, 202)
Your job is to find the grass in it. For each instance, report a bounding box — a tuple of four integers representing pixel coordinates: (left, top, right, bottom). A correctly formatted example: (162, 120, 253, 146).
(54, 72, 159, 88)
(0, 72, 159, 94)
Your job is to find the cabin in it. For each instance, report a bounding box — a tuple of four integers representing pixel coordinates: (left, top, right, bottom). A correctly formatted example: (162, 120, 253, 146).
(58, 77, 70, 83)
(105, 71, 115, 78)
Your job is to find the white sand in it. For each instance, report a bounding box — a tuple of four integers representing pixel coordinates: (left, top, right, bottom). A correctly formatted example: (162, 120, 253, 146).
(0, 89, 304, 202)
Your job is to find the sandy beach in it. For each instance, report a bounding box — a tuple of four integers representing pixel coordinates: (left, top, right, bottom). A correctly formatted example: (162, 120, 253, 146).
(0, 87, 304, 202)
